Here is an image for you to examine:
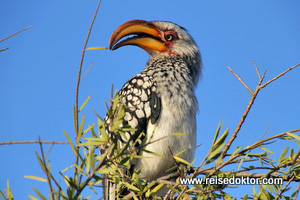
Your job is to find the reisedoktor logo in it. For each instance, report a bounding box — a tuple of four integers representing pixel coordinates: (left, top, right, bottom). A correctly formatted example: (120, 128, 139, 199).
(180, 176, 283, 185)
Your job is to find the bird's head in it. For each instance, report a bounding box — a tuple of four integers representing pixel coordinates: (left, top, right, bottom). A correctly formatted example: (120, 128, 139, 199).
(109, 20, 200, 59)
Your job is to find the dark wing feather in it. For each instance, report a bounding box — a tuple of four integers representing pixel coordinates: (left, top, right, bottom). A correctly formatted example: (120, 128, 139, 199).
(103, 73, 161, 200)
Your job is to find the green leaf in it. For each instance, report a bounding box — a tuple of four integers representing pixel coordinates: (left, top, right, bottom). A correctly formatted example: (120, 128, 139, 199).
(79, 95, 91, 112)
(33, 187, 47, 200)
(61, 164, 74, 173)
(212, 123, 223, 145)
(175, 149, 186, 157)
(166, 184, 180, 193)
(169, 133, 186, 136)
(205, 151, 222, 164)
(248, 152, 267, 157)
(242, 194, 249, 200)
(165, 165, 177, 173)
(83, 123, 96, 135)
(238, 157, 245, 170)
(208, 142, 226, 160)
(279, 146, 289, 163)
(142, 149, 164, 158)
(290, 148, 294, 160)
(3, 180, 13, 199)
(73, 164, 86, 175)
(112, 106, 125, 123)
(77, 114, 86, 144)
(110, 119, 123, 132)
(212, 128, 229, 151)
(230, 146, 243, 158)
(86, 146, 95, 173)
(34, 151, 47, 174)
(173, 156, 193, 167)
(150, 183, 164, 194)
(133, 155, 151, 159)
(28, 195, 39, 200)
(77, 140, 106, 146)
(287, 132, 300, 142)
(124, 182, 140, 192)
(143, 181, 157, 194)
(259, 146, 275, 154)
(24, 175, 47, 182)
(63, 130, 83, 161)
(0, 191, 5, 199)
(85, 46, 108, 50)
(112, 94, 120, 111)
(252, 185, 256, 195)
(96, 167, 116, 174)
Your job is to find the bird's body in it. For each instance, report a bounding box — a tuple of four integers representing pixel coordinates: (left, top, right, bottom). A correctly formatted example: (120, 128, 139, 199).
(104, 20, 202, 199)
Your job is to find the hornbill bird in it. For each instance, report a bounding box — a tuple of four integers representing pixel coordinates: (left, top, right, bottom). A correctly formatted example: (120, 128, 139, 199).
(104, 20, 202, 199)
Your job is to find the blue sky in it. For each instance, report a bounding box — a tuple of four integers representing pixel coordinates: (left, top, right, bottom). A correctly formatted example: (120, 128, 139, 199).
(1, 0, 299, 199)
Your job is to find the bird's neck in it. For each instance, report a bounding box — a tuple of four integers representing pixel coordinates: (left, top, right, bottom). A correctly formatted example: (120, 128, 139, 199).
(144, 54, 201, 87)
(143, 54, 200, 115)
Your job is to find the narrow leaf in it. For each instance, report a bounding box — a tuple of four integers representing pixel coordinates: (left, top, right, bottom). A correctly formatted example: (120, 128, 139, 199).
(77, 114, 86, 143)
(173, 156, 193, 167)
(212, 123, 223, 144)
(63, 130, 83, 161)
(169, 133, 186, 136)
(24, 175, 47, 182)
(175, 149, 187, 157)
(28, 195, 39, 200)
(85, 47, 108, 50)
(124, 182, 140, 192)
(279, 146, 289, 163)
(287, 132, 300, 142)
(230, 146, 243, 158)
(33, 187, 47, 200)
(208, 142, 226, 160)
(151, 183, 164, 194)
(35, 151, 47, 173)
(259, 146, 275, 154)
(212, 128, 228, 151)
(83, 123, 96, 135)
(80, 95, 91, 112)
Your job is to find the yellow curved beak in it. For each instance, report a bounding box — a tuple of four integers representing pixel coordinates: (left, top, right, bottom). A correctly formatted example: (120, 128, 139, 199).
(109, 20, 167, 54)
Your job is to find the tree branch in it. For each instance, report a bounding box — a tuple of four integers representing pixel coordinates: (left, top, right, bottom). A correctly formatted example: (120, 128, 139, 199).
(219, 63, 300, 163)
(0, 26, 33, 43)
(0, 140, 68, 145)
(74, 0, 103, 175)
(38, 136, 54, 200)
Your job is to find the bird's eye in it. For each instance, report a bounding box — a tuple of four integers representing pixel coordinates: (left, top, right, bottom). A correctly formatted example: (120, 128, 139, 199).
(165, 34, 174, 41)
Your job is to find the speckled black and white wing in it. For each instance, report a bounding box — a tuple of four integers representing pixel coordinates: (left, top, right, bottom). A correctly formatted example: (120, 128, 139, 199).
(103, 73, 161, 200)
(119, 73, 161, 139)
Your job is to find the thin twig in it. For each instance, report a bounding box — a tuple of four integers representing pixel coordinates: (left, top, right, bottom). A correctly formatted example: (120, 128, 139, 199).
(38, 136, 54, 200)
(219, 63, 300, 164)
(219, 86, 259, 163)
(253, 61, 261, 79)
(0, 140, 68, 145)
(74, 141, 112, 199)
(0, 26, 33, 43)
(0, 48, 9, 52)
(266, 149, 300, 178)
(260, 63, 300, 89)
(275, 175, 295, 200)
(74, 0, 103, 175)
(211, 129, 300, 176)
(228, 66, 253, 94)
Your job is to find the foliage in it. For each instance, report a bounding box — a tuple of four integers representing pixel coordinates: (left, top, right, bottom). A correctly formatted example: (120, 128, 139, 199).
(1, 1, 299, 199)
(2, 85, 298, 199)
